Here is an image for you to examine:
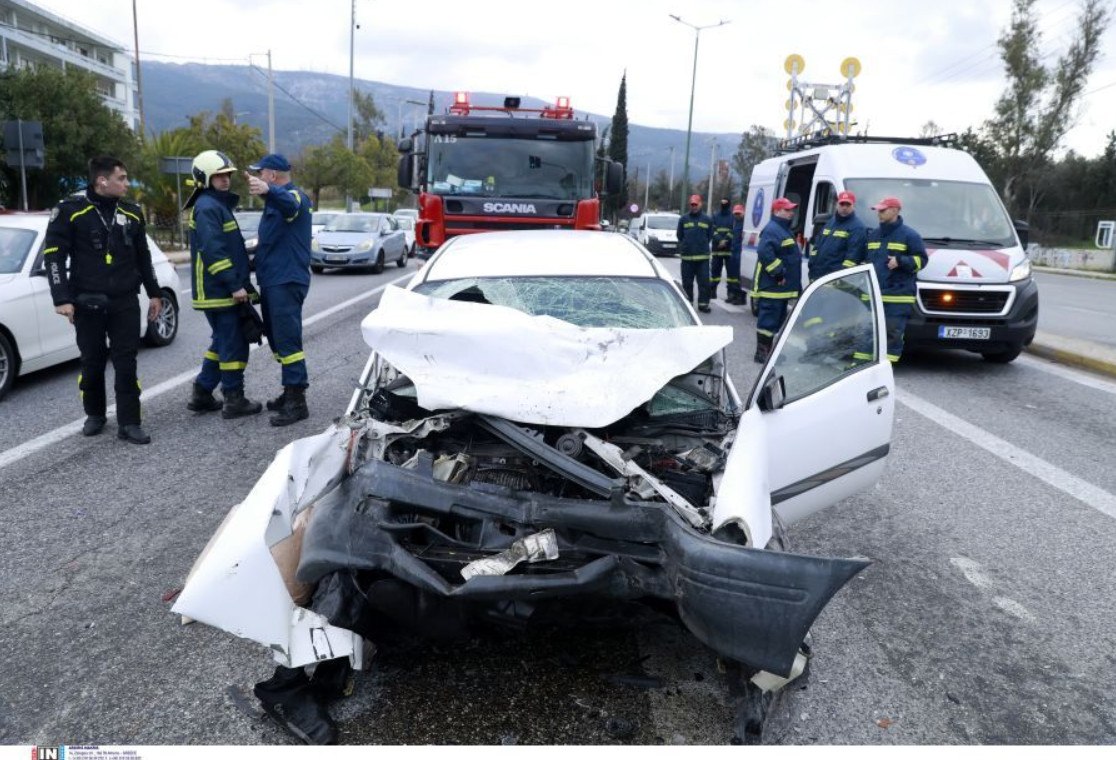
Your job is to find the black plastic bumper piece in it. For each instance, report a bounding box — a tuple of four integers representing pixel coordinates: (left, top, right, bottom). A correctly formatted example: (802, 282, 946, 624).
(297, 457, 870, 677)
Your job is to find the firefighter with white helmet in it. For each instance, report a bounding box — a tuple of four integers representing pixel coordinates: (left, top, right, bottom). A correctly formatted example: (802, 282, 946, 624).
(184, 149, 263, 419)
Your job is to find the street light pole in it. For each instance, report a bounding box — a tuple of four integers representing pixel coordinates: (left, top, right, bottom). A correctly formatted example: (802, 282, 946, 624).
(669, 14, 729, 213)
(346, 0, 355, 211)
(706, 138, 716, 215)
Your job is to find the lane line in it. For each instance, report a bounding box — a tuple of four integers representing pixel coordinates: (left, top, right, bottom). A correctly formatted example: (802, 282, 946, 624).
(898, 389, 1116, 521)
(0, 274, 412, 472)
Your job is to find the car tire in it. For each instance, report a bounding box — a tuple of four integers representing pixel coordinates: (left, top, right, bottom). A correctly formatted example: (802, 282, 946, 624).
(981, 346, 1022, 363)
(407, 243, 415, 259)
(143, 290, 179, 347)
(750, 295, 759, 317)
(396, 246, 407, 268)
(371, 250, 385, 274)
(311, 265, 325, 274)
(0, 331, 17, 402)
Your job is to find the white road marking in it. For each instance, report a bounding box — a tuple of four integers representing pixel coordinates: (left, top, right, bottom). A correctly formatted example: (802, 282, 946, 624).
(1061, 305, 1107, 317)
(950, 557, 1036, 623)
(899, 389, 1116, 521)
(0, 274, 412, 472)
(1016, 353, 1116, 396)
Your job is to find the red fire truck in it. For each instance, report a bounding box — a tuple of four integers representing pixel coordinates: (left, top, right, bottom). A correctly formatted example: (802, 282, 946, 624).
(397, 92, 624, 259)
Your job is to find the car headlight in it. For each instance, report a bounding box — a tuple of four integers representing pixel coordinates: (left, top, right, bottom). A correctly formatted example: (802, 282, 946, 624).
(355, 240, 373, 252)
(1009, 259, 1032, 282)
(311, 239, 320, 252)
(246, 238, 258, 250)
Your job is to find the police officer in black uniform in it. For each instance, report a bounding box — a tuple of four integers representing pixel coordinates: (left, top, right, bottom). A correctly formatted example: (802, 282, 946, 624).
(45, 156, 162, 444)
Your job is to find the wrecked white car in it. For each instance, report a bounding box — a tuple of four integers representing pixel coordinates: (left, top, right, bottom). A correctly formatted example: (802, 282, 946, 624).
(173, 230, 895, 739)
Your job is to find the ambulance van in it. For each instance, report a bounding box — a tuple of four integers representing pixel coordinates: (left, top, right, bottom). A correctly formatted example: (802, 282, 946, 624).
(740, 136, 1038, 363)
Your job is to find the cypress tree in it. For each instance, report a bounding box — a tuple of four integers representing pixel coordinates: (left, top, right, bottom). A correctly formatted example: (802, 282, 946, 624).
(605, 72, 629, 221)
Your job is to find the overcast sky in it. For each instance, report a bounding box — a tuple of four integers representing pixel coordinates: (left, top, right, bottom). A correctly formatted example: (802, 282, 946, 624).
(34, 0, 1116, 157)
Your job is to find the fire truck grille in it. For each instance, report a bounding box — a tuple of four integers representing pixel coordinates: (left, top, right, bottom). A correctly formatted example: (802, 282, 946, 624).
(447, 221, 575, 232)
(919, 289, 1010, 314)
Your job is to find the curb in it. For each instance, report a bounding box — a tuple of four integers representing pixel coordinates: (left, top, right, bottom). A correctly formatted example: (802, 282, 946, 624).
(1032, 266, 1116, 281)
(1026, 338, 1116, 380)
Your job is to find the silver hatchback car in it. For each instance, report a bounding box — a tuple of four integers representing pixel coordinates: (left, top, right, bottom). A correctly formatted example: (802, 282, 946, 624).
(310, 212, 408, 274)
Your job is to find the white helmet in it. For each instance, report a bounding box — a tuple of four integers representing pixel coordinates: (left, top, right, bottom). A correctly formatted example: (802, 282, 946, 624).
(184, 150, 236, 208)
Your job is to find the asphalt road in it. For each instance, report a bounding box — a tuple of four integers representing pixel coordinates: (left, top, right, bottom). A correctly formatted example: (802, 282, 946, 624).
(1034, 271, 1116, 349)
(0, 258, 1114, 745)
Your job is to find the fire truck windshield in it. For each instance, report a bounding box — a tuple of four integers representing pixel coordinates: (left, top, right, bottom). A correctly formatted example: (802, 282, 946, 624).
(426, 136, 594, 201)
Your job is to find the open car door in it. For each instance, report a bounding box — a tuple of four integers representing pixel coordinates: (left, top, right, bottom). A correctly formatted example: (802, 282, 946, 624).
(745, 264, 894, 528)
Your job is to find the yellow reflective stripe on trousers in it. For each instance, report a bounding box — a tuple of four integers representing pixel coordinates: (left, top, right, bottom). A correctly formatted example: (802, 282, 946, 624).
(219, 361, 247, 371)
(680, 254, 709, 261)
(881, 294, 916, 304)
(277, 351, 306, 365)
(204, 350, 220, 362)
(887, 354, 901, 363)
(194, 255, 206, 302)
(208, 259, 233, 275)
(757, 328, 775, 337)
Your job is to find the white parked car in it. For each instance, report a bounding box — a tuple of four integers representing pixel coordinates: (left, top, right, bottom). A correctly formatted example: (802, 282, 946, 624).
(629, 211, 680, 255)
(392, 214, 416, 257)
(173, 229, 895, 741)
(0, 211, 181, 401)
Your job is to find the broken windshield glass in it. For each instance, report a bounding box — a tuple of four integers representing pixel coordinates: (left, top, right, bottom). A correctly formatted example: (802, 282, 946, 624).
(413, 276, 695, 329)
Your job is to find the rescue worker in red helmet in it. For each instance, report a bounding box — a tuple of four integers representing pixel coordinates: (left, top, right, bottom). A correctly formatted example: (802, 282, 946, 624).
(709, 198, 734, 301)
(752, 197, 802, 362)
(844, 195, 927, 362)
(675, 194, 714, 313)
(727, 203, 746, 305)
(810, 190, 867, 281)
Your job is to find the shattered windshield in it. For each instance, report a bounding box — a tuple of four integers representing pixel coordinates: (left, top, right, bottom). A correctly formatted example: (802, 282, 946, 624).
(413, 276, 695, 329)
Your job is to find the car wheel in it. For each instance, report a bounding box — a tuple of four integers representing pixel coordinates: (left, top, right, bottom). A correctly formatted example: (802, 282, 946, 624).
(396, 246, 408, 268)
(407, 243, 415, 259)
(0, 331, 17, 401)
(371, 250, 385, 274)
(981, 346, 1022, 363)
(311, 265, 325, 274)
(750, 295, 759, 317)
(143, 290, 179, 347)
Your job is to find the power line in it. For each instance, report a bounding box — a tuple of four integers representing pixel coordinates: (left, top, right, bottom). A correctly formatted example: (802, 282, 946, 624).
(248, 64, 346, 134)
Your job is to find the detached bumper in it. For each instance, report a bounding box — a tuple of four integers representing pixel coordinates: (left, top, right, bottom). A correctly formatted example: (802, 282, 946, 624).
(906, 277, 1039, 353)
(297, 456, 868, 677)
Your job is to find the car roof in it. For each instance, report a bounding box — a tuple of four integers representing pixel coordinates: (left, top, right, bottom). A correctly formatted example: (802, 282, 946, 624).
(0, 211, 50, 230)
(421, 230, 667, 282)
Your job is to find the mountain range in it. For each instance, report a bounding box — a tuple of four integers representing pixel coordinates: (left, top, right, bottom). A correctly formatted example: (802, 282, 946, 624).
(142, 61, 742, 187)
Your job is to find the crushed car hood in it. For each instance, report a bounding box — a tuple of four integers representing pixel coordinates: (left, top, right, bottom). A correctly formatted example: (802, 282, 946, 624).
(360, 286, 733, 428)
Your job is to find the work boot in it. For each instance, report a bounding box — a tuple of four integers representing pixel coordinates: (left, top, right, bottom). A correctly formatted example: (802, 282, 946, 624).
(265, 389, 287, 412)
(82, 416, 107, 436)
(254, 666, 338, 745)
(222, 388, 262, 419)
(117, 424, 151, 444)
(187, 383, 223, 413)
(754, 334, 772, 364)
(270, 386, 309, 427)
(698, 305, 711, 314)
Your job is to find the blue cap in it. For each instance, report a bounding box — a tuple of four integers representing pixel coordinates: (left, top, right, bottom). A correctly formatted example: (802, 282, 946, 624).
(248, 153, 291, 171)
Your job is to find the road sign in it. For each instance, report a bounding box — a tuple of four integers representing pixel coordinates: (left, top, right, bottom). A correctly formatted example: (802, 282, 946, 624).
(159, 156, 194, 175)
(369, 188, 393, 199)
(629, 203, 639, 214)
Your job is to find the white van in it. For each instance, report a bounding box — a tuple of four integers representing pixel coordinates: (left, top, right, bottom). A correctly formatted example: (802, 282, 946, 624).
(629, 212, 680, 256)
(741, 137, 1038, 362)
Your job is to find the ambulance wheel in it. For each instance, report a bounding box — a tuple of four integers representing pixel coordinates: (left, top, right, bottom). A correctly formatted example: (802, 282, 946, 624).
(982, 347, 1021, 363)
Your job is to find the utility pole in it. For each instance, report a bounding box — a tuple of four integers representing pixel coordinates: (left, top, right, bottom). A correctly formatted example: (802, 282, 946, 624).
(132, 0, 145, 138)
(346, 0, 355, 212)
(644, 159, 651, 211)
(668, 146, 675, 202)
(267, 50, 275, 152)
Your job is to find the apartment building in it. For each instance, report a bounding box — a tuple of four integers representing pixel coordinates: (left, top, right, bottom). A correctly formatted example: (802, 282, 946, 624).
(0, 0, 139, 130)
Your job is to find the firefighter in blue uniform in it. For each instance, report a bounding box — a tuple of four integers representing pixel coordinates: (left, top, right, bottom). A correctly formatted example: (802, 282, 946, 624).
(184, 150, 263, 419)
(844, 196, 927, 362)
(728, 203, 746, 304)
(752, 197, 802, 363)
(675, 193, 713, 313)
(44, 156, 163, 444)
(810, 190, 867, 281)
(709, 198, 735, 301)
(245, 153, 313, 426)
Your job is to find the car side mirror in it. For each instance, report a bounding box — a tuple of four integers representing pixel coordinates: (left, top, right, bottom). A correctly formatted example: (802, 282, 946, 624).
(1013, 219, 1030, 249)
(605, 161, 624, 195)
(757, 373, 786, 412)
(398, 137, 413, 153)
(397, 154, 415, 189)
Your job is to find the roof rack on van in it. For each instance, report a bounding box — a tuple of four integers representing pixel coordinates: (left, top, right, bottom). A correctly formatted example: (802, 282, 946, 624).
(776, 132, 959, 154)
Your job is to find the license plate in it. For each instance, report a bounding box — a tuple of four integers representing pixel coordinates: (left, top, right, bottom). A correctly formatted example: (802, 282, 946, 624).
(326, 255, 348, 263)
(939, 326, 991, 340)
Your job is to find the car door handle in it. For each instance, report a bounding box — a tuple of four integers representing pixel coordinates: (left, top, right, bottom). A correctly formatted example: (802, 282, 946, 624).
(867, 386, 889, 402)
